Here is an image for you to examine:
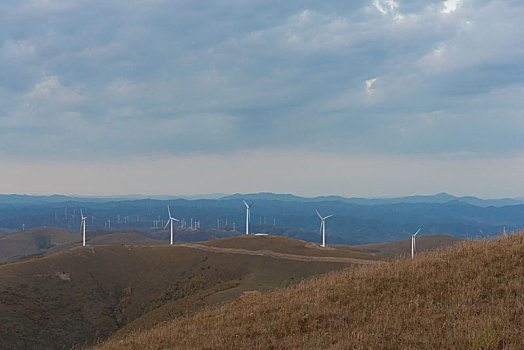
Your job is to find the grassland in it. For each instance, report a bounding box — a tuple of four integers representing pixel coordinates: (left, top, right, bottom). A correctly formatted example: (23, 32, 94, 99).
(199, 234, 385, 260)
(352, 233, 464, 256)
(97, 232, 523, 349)
(0, 235, 371, 349)
(0, 228, 172, 264)
(0, 227, 79, 263)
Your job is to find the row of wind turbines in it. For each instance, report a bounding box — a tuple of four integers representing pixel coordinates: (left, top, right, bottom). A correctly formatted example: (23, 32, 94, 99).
(79, 201, 423, 257)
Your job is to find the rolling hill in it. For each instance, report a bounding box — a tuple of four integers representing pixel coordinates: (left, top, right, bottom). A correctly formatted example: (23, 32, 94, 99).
(352, 234, 464, 256)
(96, 232, 524, 349)
(198, 234, 384, 261)
(0, 228, 172, 263)
(88, 232, 166, 246)
(0, 235, 380, 349)
(0, 227, 80, 263)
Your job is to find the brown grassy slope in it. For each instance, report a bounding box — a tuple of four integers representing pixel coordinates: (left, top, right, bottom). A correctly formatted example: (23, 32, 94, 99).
(200, 234, 384, 260)
(353, 234, 464, 256)
(97, 232, 524, 349)
(0, 236, 365, 349)
(88, 233, 167, 246)
(44, 231, 168, 257)
(0, 227, 79, 263)
(0, 228, 15, 235)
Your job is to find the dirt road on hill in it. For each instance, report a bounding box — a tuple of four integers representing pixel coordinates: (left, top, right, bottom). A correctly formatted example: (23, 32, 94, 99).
(178, 243, 378, 264)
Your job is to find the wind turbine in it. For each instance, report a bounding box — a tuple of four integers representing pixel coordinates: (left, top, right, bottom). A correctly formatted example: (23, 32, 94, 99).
(80, 209, 87, 247)
(411, 228, 421, 259)
(164, 206, 180, 245)
(243, 200, 254, 235)
(316, 210, 333, 248)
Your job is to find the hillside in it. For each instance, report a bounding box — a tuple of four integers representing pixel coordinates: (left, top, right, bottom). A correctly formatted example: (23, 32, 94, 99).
(352, 234, 464, 256)
(97, 232, 524, 349)
(0, 236, 378, 349)
(0, 228, 169, 263)
(0, 227, 79, 263)
(198, 234, 384, 260)
(88, 233, 166, 246)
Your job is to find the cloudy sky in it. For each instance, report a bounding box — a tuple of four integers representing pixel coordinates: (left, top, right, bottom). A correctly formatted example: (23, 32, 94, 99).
(1, 0, 523, 198)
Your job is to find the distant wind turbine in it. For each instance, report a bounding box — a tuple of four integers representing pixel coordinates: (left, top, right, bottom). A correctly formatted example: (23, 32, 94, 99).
(164, 206, 180, 245)
(411, 228, 421, 259)
(243, 200, 254, 235)
(316, 210, 333, 248)
(80, 209, 87, 247)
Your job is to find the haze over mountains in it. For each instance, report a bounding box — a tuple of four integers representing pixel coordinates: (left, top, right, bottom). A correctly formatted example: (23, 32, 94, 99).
(2, 192, 523, 206)
(1, 192, 522, 247)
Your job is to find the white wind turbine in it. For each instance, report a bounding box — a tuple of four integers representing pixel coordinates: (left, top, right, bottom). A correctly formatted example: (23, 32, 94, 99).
(80, 209, 87, 247)
(411, 228, 421, 259)
(316, 210, 333, 248)
(243, 200, 254, 235)
(164, 206, 180, 245)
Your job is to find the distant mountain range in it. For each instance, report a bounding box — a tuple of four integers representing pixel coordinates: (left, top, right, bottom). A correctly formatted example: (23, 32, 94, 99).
(0, 193, 227, 204)
(1, 192, 522, 207)
(220, 192, 524, 207)
(1, 192, 523, 244)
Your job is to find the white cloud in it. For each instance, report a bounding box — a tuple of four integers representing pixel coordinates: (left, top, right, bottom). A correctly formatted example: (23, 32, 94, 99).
(365, 78, 378, 93)
(24, 76, 84, 105)
(373, 0, 404, 20)
(442, 0, 460, 14)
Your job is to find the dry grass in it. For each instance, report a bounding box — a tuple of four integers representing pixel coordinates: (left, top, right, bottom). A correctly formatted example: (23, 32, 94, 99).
(199, 234, 385, 260)
(353, 234, 464, 256)
(0, 227, 79, 263)
(1, 238, 355, 349)
(97, 232, 524, 349)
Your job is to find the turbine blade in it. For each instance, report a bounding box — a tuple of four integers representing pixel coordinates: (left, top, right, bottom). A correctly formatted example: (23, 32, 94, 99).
(167, 205, 171, 218)
(324, 214, 334, 219)
(81, 209, 83, 217)
(414, 228, 421, 236)
(174, 218, 180, 222)
(315, 210, 322, 218)
(164, 220, 170, 230)
(243, 200, 249, 208)
(249, 201, 255, 207)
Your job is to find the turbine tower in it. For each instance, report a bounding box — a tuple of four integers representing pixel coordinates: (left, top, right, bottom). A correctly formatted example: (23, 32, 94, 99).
(243, 200, 254, 235)
(80, 209, 87, 247)
(411, 228, 421, 259)
(164, 206, 180, 245)
(316, 210, 333, 248)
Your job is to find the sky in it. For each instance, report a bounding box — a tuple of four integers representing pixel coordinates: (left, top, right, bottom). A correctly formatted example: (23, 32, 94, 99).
(1, 0, 523, 198)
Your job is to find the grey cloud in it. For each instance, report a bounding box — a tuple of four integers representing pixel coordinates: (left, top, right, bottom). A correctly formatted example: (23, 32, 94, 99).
(0, 0, 523, 160)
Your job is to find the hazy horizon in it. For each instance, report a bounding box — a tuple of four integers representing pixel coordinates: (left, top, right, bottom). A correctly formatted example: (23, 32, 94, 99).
(1, 189, 522, 201)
